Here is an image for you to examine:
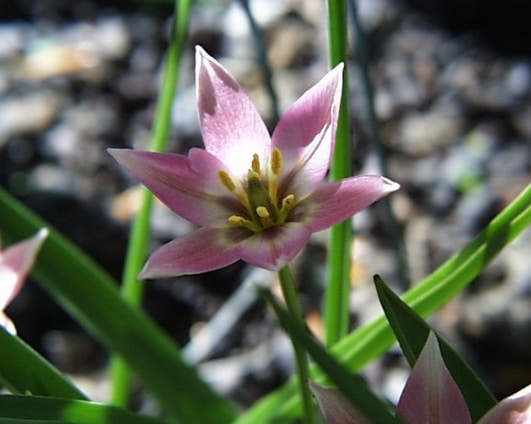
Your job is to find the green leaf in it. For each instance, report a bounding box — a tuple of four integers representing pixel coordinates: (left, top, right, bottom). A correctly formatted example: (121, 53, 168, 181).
(259, 288, 403, 424)
(325, 0, 353, 348)
(0, 420, 65, 424)
(109, 0, 193, 407)
(0, 328, 86, 400)
(374, 275, 497, 422)
(236, 184, 530, 423)
(0, 187, 236, 424)
(0, 395, 171, 424)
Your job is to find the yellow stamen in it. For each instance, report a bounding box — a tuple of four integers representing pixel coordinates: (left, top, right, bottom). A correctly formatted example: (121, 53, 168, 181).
(270, 148, 282, 175)
(228, 215, 247, 225)
(252, 153, 261, 176)
(218, 170, 236, 191)
(222, 150, 294, 233)
(279, 194, 296, 222)
(281, 194, 295, 210)
(228, 215, 261, 232)
(256, 206, 270, 218)
(256, 206, 274, 226)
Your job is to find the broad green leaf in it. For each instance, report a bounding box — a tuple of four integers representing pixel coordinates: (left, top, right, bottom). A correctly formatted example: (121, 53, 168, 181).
(259, 288, 403, 424)
(0, 328, 86, 400)
(0, 395, 170, 424)
(236, 184, 530, 423)
(374, 275, 497, 422)
(0, 187, 236, 424)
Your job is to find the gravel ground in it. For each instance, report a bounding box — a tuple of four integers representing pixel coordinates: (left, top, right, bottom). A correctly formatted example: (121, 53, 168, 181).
(1, 0, 530, 414)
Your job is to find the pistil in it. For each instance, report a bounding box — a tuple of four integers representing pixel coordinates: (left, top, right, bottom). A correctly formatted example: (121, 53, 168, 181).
(247, 169, 278, 223)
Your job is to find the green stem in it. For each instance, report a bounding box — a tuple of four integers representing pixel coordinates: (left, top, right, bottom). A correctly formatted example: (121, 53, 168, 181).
(348, 0, 410, 290)
(277, 266, 315, 424)
(324, 0, 353, 347)
(109, 0, 192, 407)
(237, 0, 280, 123)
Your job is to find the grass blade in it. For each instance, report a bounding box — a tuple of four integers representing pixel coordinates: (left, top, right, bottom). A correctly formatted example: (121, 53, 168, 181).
(0, 328, 86, 400)
(0, 187, 236, 423)
(0, 395, 171, 424)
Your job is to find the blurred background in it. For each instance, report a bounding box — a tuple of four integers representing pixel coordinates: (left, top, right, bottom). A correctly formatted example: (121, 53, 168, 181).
(1, 0, 530, 415)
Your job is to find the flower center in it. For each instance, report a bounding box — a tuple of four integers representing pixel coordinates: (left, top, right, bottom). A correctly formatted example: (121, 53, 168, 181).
(218, 148, 296, 232)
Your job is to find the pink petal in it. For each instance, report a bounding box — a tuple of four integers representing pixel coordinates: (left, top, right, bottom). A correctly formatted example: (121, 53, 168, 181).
(397, 332, 471, 424)
(188, 147, 248, 196)
(478, 384, 531, 424)
(0, 229, 48, 311)
(306, 176, 399, 232)
(272, 64, 343, 198)
(139, 228, 241, 279)
(309, 381, 369, 424)
(195, 46, 271, 178)
(109, 148, 232, 227)
(236, 223, 312, 271)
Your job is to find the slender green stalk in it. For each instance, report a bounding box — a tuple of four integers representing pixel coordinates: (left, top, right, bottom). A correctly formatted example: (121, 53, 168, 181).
(237, 0, 280, 123)
(348, 0, 410, 290)
(110, 0, 192, 407)
(324, 0, 353, 347)
(277, 266, 316, 424)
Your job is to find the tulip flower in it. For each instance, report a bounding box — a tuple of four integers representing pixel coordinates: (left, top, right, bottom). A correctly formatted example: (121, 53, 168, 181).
(110, 46, 399, 278)
(310, 332, 531, 423)
(0, 229, 48, 334)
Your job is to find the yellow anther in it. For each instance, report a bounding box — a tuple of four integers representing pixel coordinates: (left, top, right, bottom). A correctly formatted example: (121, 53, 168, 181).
(228, 215, 261, 232)
(256, 206, 274, 226)
(228, 215, 247, 225)
(251, 153, 261, 176)
(270, 148, 283, 175)
(281, 194, 295, 210)
(256, 206, 270, 218)
(278, 194, 296, 223)
(222, 150, 290, 232)
(218, 170, 236, 191)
